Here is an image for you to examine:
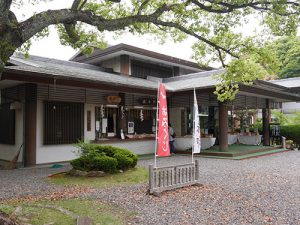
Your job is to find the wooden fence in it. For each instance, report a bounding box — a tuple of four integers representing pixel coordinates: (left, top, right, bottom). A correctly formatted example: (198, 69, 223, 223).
(148, 160, 200, 195)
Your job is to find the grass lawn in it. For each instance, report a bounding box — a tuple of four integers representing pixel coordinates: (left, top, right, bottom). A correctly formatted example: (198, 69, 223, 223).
(0, 199, 134, 225)
(49, 167, 148, 187)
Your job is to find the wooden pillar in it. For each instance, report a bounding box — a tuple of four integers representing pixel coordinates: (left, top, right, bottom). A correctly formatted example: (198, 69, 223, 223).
(262, 99, 270, 146)
(120, 55, 130, 75)
(24, 84, 37, 167)
(208, 106, 215, 135)
(219, 102, 228, 151)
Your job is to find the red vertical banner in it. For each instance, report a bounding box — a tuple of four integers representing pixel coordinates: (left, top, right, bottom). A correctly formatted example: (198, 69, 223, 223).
(157, 83, 170, 157)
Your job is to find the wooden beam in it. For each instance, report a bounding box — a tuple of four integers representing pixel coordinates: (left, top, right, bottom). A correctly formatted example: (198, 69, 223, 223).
(120, 55, 130, 75)
(239, 84, 300, 102)
(2, 71, 157, 95)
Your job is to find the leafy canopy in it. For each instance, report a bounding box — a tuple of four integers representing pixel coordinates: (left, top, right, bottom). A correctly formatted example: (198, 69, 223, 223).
(265, 36, 300, 79)
(1, 0, 300, 100)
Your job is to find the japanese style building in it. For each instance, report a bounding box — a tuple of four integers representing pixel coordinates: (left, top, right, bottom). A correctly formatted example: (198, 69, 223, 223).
(1, 44, 299, 167)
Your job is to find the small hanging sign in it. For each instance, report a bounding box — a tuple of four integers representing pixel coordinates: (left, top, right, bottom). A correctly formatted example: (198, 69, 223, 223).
(107, 96, 122, 104)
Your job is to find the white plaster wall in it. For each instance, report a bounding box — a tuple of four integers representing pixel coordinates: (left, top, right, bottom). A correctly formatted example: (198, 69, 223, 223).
(36, 100, 76, 164)
(0, 108, 24, 163)
(36, 102, 101, 164)
(100, 57, 120, 73)
(102, 140, 155, 155)
(36, 100, 155, 164)
(84, 104, 96, 141)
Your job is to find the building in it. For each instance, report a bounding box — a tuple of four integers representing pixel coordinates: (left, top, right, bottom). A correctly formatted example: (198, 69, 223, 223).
(1, 44, 299, 167)
(269, 77, 300, 115)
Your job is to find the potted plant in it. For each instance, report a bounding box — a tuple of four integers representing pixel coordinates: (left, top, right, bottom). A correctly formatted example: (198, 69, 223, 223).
(286, 140, 293, 149)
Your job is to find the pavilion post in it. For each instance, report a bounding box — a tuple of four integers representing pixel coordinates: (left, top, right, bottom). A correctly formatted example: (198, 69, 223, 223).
(262, 99, 271, 146)
(219, 101, 228, 152)
(24, 83, 37, 166)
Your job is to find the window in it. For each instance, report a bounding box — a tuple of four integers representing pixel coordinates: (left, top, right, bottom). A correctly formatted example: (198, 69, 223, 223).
(0, 103, 15, 145)
(127, 109, 156, 134)
(44, 101, 84, 145)
(131, 60, 173, 79)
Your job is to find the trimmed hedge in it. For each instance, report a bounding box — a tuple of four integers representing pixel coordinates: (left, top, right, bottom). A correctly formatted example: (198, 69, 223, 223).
(70, 143, 138, 173)
(71, 153, 118, 173)
(95, 145, 138, 170)
(281, 125, 300, 146)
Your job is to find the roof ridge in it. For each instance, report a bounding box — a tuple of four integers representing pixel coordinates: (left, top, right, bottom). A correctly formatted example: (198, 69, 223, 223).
(270, 77, 300, 82)
(163, 68, 225, 83)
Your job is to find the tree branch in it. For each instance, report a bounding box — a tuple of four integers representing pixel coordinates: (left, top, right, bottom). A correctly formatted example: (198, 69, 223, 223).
(191, 0, 299, 15)
(0, 0, 12, 14)
(137, 0, 151, 15)
(63, 0, 89, 45)
(19, 2, 176, 43)
(0, 0, 13, 32)
(153, 19, 238, 60)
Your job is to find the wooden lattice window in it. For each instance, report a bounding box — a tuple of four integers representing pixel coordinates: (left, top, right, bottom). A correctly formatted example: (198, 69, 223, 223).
(44, 101, 84, 145)
(0, 103, 15, 145)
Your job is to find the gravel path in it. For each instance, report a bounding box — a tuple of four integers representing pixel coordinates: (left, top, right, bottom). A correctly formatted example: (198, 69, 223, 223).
(0, 166, 70, 201)
(0, 151, 300, 224)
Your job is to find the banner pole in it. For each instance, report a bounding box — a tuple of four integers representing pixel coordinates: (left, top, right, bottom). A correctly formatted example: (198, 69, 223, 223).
(192, 88, 195, 163)
(154, 81, 160, 168)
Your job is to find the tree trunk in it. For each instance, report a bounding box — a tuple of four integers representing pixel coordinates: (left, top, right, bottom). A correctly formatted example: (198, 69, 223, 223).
(0, 31, 23, 75)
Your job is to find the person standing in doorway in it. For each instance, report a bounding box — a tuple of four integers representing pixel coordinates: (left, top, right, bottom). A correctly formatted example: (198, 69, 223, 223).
(169, 123, 176, 154)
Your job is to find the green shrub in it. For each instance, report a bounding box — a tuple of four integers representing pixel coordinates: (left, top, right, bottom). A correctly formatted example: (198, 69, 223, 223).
(95, 145, 138, 170)
(75, 141, 97, 156)
(92, 153, 118, 173)
(249, 121, 263, 134)
(71, 143, 138, 172)
(70, 157, 86, 171)
(114, 152, 135, 170)
(281, 125, 300, 146)
(70, 152, 118, 173)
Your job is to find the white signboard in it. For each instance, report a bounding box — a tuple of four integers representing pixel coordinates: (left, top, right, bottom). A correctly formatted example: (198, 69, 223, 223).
(102, 118, 107, 133)
(96, 121, 100, 131)
(128, 122, 134, 134)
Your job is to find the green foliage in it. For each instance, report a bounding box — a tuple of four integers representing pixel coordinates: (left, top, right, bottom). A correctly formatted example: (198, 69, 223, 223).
(75, 140, 97, 156)
(70, 152, 118, 173)
(57, 24, 107, 55)
(16, 27, 50, 58)
(95, 145, 138, 170)
(249, 119, 263, 133)
(71, 142, 138, 172)
(281, 125, 300, 146)
(215, 55, 268, 101)
(266, 36, 300, 79)
(272, 110, 300, 125)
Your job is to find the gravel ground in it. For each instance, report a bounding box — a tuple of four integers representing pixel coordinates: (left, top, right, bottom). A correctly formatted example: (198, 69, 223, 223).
(0, 165, 70, 201)
(1, 151, 300, 224)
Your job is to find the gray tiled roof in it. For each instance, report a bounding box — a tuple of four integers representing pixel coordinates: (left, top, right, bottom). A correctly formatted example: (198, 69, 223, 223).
(164, 69, 225, 91)
(6, 54, 220, 91)
(7, 55, 158, 90)
(269, 77, 300, 88)
(6, 55, 295, 99)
